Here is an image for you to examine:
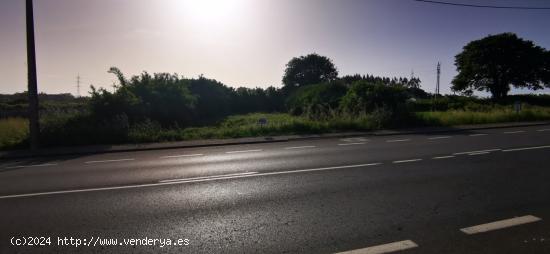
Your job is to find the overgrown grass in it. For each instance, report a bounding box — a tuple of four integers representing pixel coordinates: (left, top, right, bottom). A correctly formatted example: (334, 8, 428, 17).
(127, 113, 378, 143)
(416, 106, 550, 126)
(3, 106, 550, 150)
(0, 117, 28, 149)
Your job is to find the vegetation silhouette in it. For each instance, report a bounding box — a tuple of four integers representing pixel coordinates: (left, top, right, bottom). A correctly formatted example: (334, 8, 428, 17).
(282, 53, 338, 95)
(452, 33, 550, 99)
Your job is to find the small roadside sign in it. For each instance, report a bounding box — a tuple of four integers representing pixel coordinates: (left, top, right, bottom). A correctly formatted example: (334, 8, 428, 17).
(258, 118, 268, 126)
(514, 101, 522, 113)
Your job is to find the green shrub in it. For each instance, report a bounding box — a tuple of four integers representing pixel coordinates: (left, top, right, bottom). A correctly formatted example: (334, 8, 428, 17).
(287, 81, 348, 119)
(0, 118, 28, 149)
(415, 106, 550, 126)
(340, 81, 410, 116)
(90, 68, 196, 127)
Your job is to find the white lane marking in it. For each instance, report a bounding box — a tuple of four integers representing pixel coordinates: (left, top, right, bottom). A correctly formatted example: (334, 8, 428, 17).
(454, 149, 501, 155)
(503, 131, 526, 134)
(469, 133, 488, 137)
(340, 137, 369, 142)
(335, 240, 418, 254)
(502, 145, 550, 152)
(284, 146, 316, 150)
(159, 154, 204, 159)
(433, 155, 455, 160)
(428, 136, 451, 140)
(5, 163, 58, 169)
(0, 162, 383, 199)
(468, 152, 489, 156)
(460, 215, 541, 235)
(225, 149, 263, 154)
(85, 158, 135, 164)
(393, 159, 422, 164)
(159, 172, 259, 183)
(338, 142, 367, 146)
(537, 129, 550, 132)
(386, 139, 411, 143)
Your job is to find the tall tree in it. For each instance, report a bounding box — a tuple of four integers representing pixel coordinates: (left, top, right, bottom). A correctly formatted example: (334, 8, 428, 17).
(452, 33, 550, 99)
(282, 54, 338, 94)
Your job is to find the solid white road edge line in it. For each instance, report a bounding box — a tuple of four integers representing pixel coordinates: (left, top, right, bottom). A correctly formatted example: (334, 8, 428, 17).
(386, 139, 411, 143)
(284, 146, 316, 150)
(393, 159, 422, 164)
(469, 133, 488, 137)
(0, 162, 383, 199)
(468, 152, 490, 156)
(502, 145, 550, 152)
(225, 149, 263, 154)
(335, 240, 418, 254)
(503, 131, 526, 134)
(537, 129, 550, 132)
(428, 136, 451, 140)
(159, 172, 259, 183)
(432, 155, 455, 160)
(84, 159, 135, 164)
(5, 163, 58, 169)
(159, 154, 204, 159)
(460, 215, 541, 235)
(453, 149, 501, 155)
(338, 143, 367, 146)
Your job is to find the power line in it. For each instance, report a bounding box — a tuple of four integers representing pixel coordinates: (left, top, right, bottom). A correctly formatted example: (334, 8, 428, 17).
(414, 0, 550, 10)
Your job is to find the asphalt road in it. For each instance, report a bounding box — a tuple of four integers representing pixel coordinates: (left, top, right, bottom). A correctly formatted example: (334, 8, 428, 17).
(1, 125, 550, 253)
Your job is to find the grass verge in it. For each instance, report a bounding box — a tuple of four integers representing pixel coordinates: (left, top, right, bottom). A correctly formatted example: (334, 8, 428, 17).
(0, 117, 28, 149)
(2, 107, 550, 150)
(415, 106, 550, 126)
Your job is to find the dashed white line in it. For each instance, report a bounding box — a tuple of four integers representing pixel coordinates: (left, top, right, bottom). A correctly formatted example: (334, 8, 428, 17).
(284, 146, 316, 150)
(460, 215, 541, 235)
(160, 172, 259, 183)
(159, 154, 204, 159)
(393, 159, 422, 164)
(433, 155, 455, 160)
(502, 145, 550, 152)
(5, 163, 58, 169)
(0, 162, 383, 199)
(225, 149, 263, 154)
(428, 136, 452, 140)
(338, 142, 367, 146)
(84, 158, 135, 164)
(503, 130, 526, 134)
(335, 240, 418, 254)
(454, 149, 501, 155)
(469, 133, 488, 137)
(537, 129, 550, 132)
(386, 139, 411, 143)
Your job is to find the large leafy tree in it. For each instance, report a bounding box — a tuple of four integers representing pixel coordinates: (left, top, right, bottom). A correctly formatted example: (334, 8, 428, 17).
(282, 53, 338, 94)
(452, 33, 550, 99)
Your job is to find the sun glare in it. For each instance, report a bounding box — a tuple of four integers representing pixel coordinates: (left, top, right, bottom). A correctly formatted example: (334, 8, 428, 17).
(178, 0, 248, 27)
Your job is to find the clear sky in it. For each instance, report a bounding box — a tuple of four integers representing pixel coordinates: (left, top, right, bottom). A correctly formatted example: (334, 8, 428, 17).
(1, 0, 550, 96)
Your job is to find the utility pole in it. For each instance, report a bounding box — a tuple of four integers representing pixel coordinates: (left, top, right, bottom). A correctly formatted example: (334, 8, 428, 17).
(436, 62, 441, 97)
(76, 74, 81, 97)
(26, 0, 39, 150)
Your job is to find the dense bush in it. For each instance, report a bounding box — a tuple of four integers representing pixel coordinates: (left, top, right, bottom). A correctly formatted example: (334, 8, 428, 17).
(286, 81, 348, 118)
(187, 76, 234, 123)
(90, 69, 196, 127)
(340, 81, 410, 115)
(232, 86, 284, 114)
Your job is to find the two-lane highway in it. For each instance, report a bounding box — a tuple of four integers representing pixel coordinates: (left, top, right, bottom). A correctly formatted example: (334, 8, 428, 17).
(1, 125, 550, 253)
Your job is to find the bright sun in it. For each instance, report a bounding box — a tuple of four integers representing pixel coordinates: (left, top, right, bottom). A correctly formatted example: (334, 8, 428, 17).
(178, 0, 248, 27)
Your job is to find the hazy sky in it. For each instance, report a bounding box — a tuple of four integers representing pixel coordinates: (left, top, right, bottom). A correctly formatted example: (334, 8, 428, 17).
(1, 0, 550, 96)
